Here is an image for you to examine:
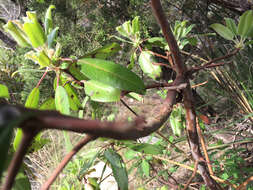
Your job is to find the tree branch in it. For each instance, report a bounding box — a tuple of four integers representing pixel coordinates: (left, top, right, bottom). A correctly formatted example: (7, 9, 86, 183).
(41, 135, 97, 190)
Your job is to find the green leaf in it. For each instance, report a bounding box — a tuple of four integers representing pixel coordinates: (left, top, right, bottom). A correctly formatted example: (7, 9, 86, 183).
(55, 86, 70, 115)
(63, 131, 72, 152)
(13, 128, 22, 151)
(0, 84, 10, 98)
(78, 152, 100, 179)
(47, 27, 58, 48)
(132, 16, 140, 34)
(23, 12, 46, 48)
(68, 63, 89, 81)
(85, 80, 121, 102)
(15, 87, 40, 151)
(53, 77, 82, 111)
(104, 149, 128, 190)
(13, 167, 31, 190)
(80, 43, 121, 59)
(25, 50, 52, 68)
(77, 58, 146, 94)
(238, 10, 253, 37)
(138, 51, 161, 80)
(225, 18, 237, 35)
(210, 23, 235, 40)
(39, 97, 56, 110)
(44, 5, 56, 35)
(141, 159, 150, 177)
(126, 143, 163, 155)
(126, 92, 143, 102)
(25, 87, 40, 108)
(3, 21, 30, 47)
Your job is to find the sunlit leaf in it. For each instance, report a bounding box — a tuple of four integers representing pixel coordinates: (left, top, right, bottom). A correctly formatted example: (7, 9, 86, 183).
(44, 5, 56, 35)
(0, 84, 10, 99)
(25, 50, 52, 68)
(141, 159, 150, 177)
(25, 87, 40, 109)
(138, 51, 161, 80)
(77, 58, 146, 94)
(85, 80, 121, 102)
(125, 143, 163, 155)
(55, 86, 70, 115)
(104, 149, 128, 190)
(39, 97, 56, 110)
(23, 12, 46, 48)
(3, 21, 30, 47)
(210, 23, 235, 40)
(54, 77, 82, 111)
(132, 16, 140, 34)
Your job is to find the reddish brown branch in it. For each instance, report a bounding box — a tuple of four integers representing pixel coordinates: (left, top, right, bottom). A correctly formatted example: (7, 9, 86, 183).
(2, 128, 40, 190)
(183, 161, 199, 190)
(150, 0, 221, 189)
(196, 118, 213, 176)
(41, 135, 97, 190)
(189, 48, 240, 74)
(150, 0, 186, 75)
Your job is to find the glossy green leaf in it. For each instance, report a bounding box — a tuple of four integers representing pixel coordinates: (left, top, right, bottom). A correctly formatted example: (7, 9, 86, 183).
(80, 43, 121, 59)
(85, 80, 121, 102)
(55, 86, 70, 115)
(53, 77, 82, 111)
(44, 5, 56, 34)
(126, 143, 163, 155)
(13, 87, 39, 151)
(141, 159, 150, 177)
(225, 18, 237, 35)
(47, 27, 58, 48)
(104, 149, 128, 190)
(138, 51, 161, 80)
(25, 50, 51, 68)
(3, 21, 30, 47)
(77, 58, 146, 94)
(210, 23, 234, 40)
(25, 87, 40, 109)
(23, 12, 46, 48)
(238, 10, 253, 37)
(39, 97, 56, 110)
(132, 16, 140, 34)
(68, 63, 89, 81)
(0, 84, 10, 99)
(13, 128, 22, 151)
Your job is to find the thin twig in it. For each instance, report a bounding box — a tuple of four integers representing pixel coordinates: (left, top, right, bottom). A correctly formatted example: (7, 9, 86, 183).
(148, 50, 169, 60)
(196, 118, 213, 175)
(41, 135, 97, 190)
(236, 176, 253, 190)
(183, 161, 199, 190)
(2, 129, 39, 190)
(120, 99, 139, 117)
(36, 68, 49, 88)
